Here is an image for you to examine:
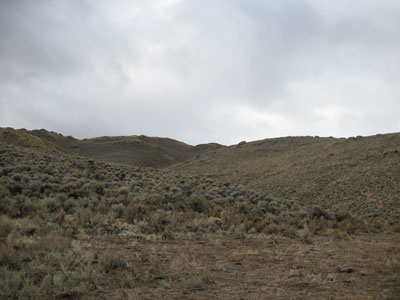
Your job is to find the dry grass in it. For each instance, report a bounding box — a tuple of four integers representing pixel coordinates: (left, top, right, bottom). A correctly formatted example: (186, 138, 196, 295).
(71, 233, 400, 299)
(1, 128, 399, 299)
(171, 133, 400, 220)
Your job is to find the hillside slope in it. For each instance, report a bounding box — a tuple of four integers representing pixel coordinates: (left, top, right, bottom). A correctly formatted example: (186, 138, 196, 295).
(18, 128, 225, 168)
(2, 128, 399, 299)
(2, 127, 399, 219)
(170, 134, 400, 218)
(0, 128, 67, 153)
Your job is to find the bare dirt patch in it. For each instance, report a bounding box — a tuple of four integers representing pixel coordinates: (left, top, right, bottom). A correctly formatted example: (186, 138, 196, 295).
(85, 233, 400, 300)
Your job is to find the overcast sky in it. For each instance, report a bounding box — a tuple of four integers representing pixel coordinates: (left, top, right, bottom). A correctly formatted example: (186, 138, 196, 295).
(1, 0, 399, 145)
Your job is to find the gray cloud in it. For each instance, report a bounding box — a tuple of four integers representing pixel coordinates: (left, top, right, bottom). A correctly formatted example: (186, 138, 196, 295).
(1, 0, 399, 145)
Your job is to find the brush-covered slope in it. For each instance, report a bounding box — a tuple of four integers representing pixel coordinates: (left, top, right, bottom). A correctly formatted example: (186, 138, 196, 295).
(13, 128, 224, 168)
(0, 128, 67, 153)
(77, 135, 193, 168)
(170, 134, 400, 219)
(3, 127, 399, 299)
(3, 127, 399, 220)
(0, 132, 315, 238)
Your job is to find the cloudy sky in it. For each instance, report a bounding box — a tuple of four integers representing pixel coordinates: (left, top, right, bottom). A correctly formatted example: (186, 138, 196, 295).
(1, 0, 399, 145)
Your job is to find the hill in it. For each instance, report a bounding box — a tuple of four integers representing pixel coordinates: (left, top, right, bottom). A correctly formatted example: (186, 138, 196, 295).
(170, 134, 400, 219)
(0, 128, 399, 299)
(17, 128, 225, 168)
(2, 127, 399, 219)
(0, 128, 67, 153)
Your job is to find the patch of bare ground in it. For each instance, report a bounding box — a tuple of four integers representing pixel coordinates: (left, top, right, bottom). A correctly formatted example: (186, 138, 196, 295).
(84, 233, 400, 300)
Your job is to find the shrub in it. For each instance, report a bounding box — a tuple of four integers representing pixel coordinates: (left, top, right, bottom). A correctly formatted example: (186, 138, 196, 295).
(289, 216, 304, 229)
(124, 204, 147, 223)
(40, 197, 60, 214)
(335, 210, 352, 222)
(0, 269, 41, 299)
(258, 200, 280, 215)
(8, 195, 37, 218)
(93, 183, 105, 195)
(338, 218, 369, 234)
(33, 234, 70, 254)
(18, 218, 38, 236)
(173, 200, 187, 212)
(8, 182, 23, 196)
(22, 175, 30, 184)
(75, 208, 102, 231)
(307, 218, 329, 235)
(0, 195, 11, 214)
(63, 198, 76, 214)
(96, 201, 109, 214)
(150, 194, 164, 207)
(263, 224, 280, 235)
(235, 202, 249, 214)
(188, 194, 208, 213)
(0, 215, 14, 237)
(392, 222, 400, 233)
(12, 174, 22, 182)
(118, 187, 129, 197)
(0, 240, 21, 269)
(123, 205, 136, 224)
(100, 250, 127, 272)
(112, 204, 125, 218)
(56, 193, 68, 205)
(147, 211, 170, 233)
(309, 206, 332, 221)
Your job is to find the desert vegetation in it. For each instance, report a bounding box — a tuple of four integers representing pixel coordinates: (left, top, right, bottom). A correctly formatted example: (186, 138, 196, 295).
(0, 128, 399, 299)
(171, 134, 400, 220)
